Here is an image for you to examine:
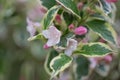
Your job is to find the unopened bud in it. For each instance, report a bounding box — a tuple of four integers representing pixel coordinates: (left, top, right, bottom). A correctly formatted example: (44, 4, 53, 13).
(43, 44, 50, 49)
(68, 24, 75, 30)
(55, 14, 61, 23)
(74, 26, 87, 35)
(77, 2, 84, 10)
(86, 7, 95, 15)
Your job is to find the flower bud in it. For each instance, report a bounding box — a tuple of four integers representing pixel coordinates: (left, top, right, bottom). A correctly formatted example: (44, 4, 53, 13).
(77, 2, 84, 10)
(68, 24, 74, 30)
(86, 7, 95, 15)
(104, 54, 112, 64)
(43, 44, 50, 49)
(55, 14, 61, 23)
(99, 38, 106, 43)
(74, 26, 87, 35)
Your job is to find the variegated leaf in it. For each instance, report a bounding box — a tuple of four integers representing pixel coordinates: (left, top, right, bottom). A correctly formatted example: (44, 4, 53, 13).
(41, 0, 56, 9)
(50, 54, 72, 77)
(86, 20, 117, 44)
(56, 0, 80, 19)
(44, 50, 59, 75)
(75, 42, 113, 57)
(42, 6, 60, 29)
(74, 56, 90, 80)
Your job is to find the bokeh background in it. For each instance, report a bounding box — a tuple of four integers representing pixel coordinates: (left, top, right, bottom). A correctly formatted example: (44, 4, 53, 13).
(0, 0, 120, 80)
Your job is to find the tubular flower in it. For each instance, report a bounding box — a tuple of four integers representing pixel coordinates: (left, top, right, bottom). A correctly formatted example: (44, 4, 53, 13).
(65, 39, 77, 56)
(42, 26, 61, 47)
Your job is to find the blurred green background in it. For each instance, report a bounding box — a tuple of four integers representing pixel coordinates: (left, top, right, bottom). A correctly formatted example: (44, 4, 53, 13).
(0, 0, 120, 80)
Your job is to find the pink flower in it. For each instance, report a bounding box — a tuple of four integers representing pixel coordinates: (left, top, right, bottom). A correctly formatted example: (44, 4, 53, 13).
(65, 39, 77, 56)
(74, 26, 87, 35)
(106, 0, 117, 3)
(42, 26, 61, 47)
(26, 18, 41, 37)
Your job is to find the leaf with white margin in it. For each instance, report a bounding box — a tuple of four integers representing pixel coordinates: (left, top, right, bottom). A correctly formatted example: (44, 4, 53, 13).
(44, 50, 59, 75)
(74, 56, 90, 80)
(50, 54, 72, 77)
(27, 33, 43, 41)
(99, 0, 112, 15)
(56, 0, 80, 19)
(86, 20, 117, 44)
(42, 6, 60, 29)
(74, 42, 113, 57)
(41, 0, 56, 9)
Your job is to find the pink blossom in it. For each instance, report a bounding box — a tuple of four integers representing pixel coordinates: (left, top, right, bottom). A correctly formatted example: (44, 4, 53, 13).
(65, 39, 77, 56)
(74, 26, 87, 35)
(42, 26, 61, 47)
(26, 18, 41, 37)
(106, 0, 117, 3)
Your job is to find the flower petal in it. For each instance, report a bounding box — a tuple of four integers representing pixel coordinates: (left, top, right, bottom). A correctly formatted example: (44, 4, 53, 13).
(26, 18, 41, 37)
(42, 26, 61, 47)
(65, 39, 77, 56)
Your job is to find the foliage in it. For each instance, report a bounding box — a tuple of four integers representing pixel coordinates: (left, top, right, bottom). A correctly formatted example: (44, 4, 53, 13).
(0, 0, 120, 80)
(26, 0, 118, 79)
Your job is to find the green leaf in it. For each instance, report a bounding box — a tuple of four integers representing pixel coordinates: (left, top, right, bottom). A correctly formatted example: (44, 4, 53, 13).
(99, 0, 112, 15)
(75, 42, 113, 57)
(56, 0, 80, 19)
(50, 54, 72, 77)
(44, 50, 59, 75)
(27, 33, 43, 41)
(42, 6, 60, 29)
(86, 20, 117, 44)
(63, 12, 74, 26)
(40, 0, 56, 9)
(89, 13, 105, 21)
(74, 56, 90, 80)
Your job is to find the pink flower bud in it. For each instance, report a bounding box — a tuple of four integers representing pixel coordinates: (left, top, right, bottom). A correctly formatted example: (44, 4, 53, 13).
(77, 2, 84, 10)
(86, 7, 95, 15)
(74, 26, 87, 35)
(43, 44, 50, 49)
(68, 24, 74, 30)
(55, 14, 61, 23)
(106, 0, 117, 3)
(99, 38, 106, 43)
(104, 54, 112, 64)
